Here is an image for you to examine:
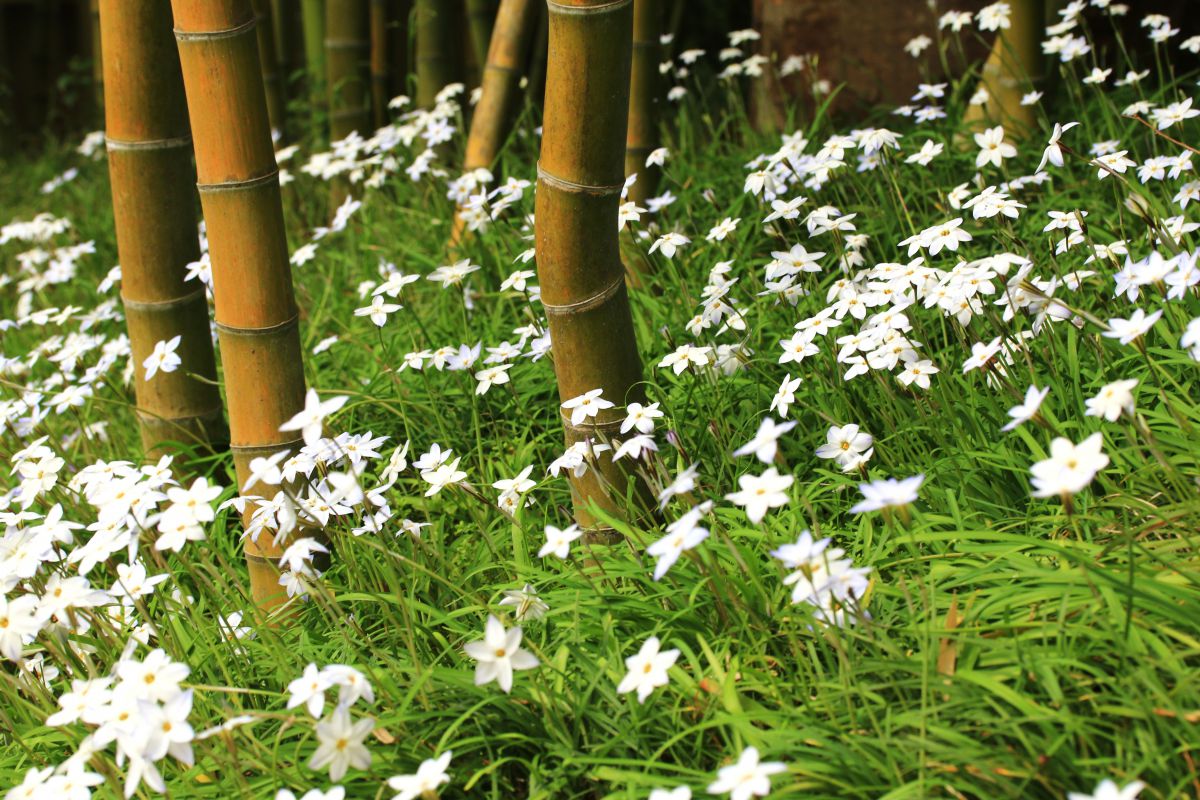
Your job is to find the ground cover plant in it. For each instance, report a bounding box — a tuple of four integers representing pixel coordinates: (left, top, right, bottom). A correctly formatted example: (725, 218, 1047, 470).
(2, 2, 1200, 798)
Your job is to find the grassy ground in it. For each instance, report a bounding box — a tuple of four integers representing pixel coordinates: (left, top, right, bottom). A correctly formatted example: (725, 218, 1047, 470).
(2, 7, 1200, 800)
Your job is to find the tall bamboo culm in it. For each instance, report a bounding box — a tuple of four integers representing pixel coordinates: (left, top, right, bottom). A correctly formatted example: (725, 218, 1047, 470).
(462, 0, 539, 173)
(271, 0, 307, 89)
(99, 0, 226, 459)
(301, 0, 327, 130)
(535, 0, 647, 533)
(465, 0, 497, 85)
(963, 0, 1043, 138)
(369, 0, 390, 129)
(326, 0, 371, 140)
(252, 0, 288, 138)
(414, 0, 458, 107)
(171, 0, 311, 611)
(623, 0, 661, 204)
(387, 0, 412, 100)
(89, 0, 104, 113)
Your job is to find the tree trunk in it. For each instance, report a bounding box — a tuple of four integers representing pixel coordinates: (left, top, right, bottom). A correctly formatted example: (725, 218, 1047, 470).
(171, 0, 311, 612)
(462, 0, 538, 173)
(414, 0, 458, 107)
(326, 0, 371, 140)
(98, 0, 227, 460)
(535, 0, 648, 534)
(252, 0, 287, 139)
(623, 0, 661, 204)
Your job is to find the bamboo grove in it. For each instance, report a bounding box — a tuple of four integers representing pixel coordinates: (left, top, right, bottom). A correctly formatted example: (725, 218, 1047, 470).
(88, 0, 1050, 608)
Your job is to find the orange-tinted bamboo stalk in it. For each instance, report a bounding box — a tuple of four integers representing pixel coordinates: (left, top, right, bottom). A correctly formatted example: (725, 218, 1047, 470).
(302, 0, 327, 127)
(98, 0, 226, 459)
(623, 0, 661, 204)
(252, 0, 287, 138)
(369, 0, 389, 129)
(462, 0, 538, 172)
(450, 0, 538, 248)
(326, 0, 371, 139)
(963, 0, 1043, 138)
(414, 0, 458, 107)
(171, 0, 310, 611)
(465, 0, 496, 85)
(535, 0, 647, 532)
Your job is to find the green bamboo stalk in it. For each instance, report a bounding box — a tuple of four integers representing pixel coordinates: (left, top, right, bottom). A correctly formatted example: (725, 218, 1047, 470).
(465, 0, 497, 85)
(326, 0, 371, 140)
(369, 0, 389, 129)
(272, 0, 308, 91)
(252, 0, 288, 138)
(98, 0, 226, 459)
(414, 0, 458, 107)
(623, 0, 662, 204)
(524, 3, 548, 110)
(535, 0, 648, 533)
(171, 0, 311, 611)
(301, 0, 327, 128)
(90, 0, 104, 114)
(387, 0, 412, 100)
(963, 0, 1044, 138)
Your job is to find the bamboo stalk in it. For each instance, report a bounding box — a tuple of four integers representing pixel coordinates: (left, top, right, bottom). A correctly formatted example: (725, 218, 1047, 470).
(272, 0, 308, 92)
(465, 0, 496, 85)
(252, 0, 287, 138)
(171, 0, 311, 611)
(387, 0, 412, 100)
(524, 3, 547, 110)
(414, 0, 458, 107)
(450, 0, 539, 248)
(369, 0, 389, 129)
(98, 0, 226, 460)
(90, 0, 104, 113)
(326, 0, 371, 140)
(462, 0, 538, 172)
(301, 0, 326, 127)
(962, 0, 1043, 138)
(623, 0, 661, 204)
(535, 0, 648, 533)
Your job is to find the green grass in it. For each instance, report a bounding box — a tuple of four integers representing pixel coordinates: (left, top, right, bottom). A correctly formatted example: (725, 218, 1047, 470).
(2, 14, 1200, 800)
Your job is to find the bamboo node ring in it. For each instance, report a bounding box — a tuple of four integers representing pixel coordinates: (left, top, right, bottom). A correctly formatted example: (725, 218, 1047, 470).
(215, 314, 300, 338)
(120, 287, 208, 313)
(230, 439, 304, 457)
(547, 0, 633, 14)
(541, 275, 625, 317)
(536, 163, 623, 196)
(174, 16, 258, 42)
(324, 38, 370, 50)
(560, 415, 626, 435)
(105, 135, 193, 152)
(197, 170, 281, 194)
